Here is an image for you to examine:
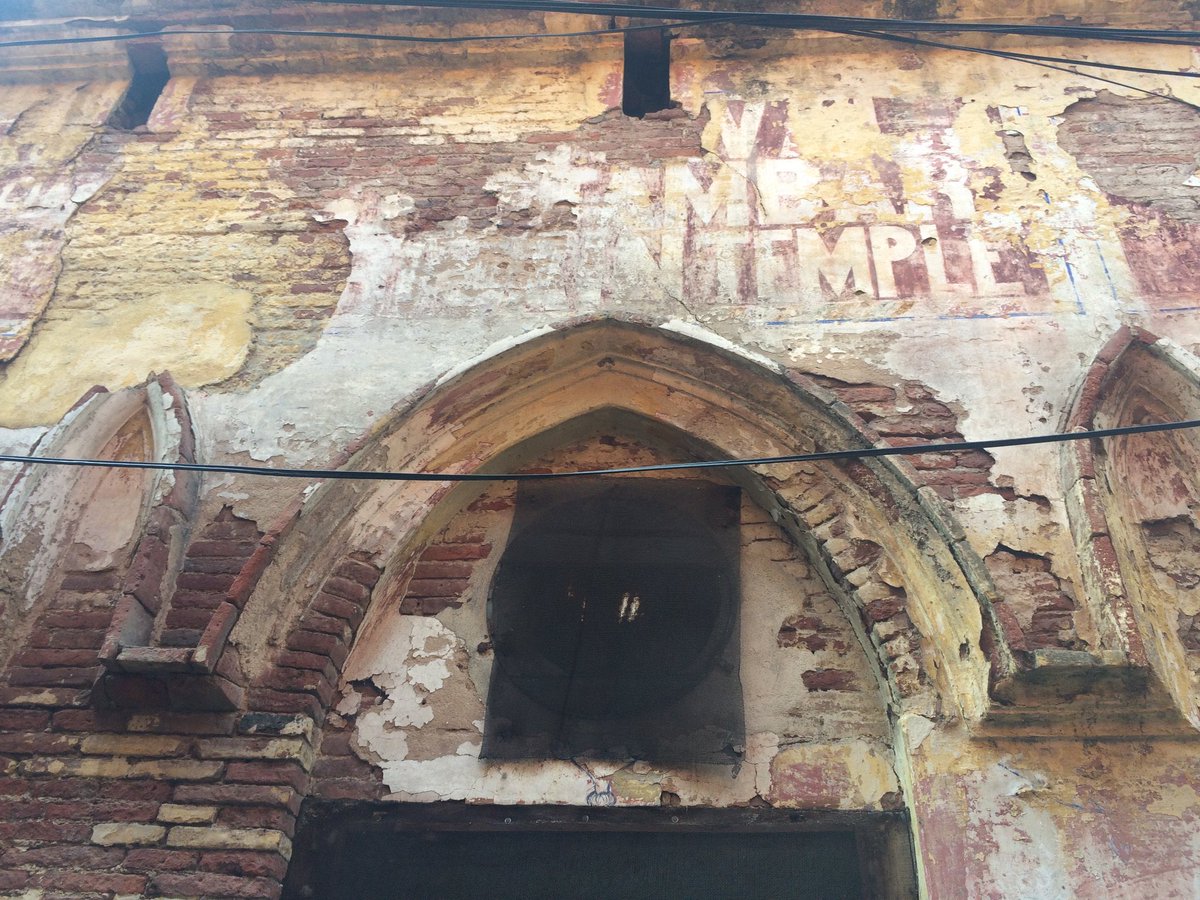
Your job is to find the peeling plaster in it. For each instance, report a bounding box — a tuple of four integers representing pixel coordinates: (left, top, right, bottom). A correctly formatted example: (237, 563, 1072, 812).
(330, 441, 900, 811)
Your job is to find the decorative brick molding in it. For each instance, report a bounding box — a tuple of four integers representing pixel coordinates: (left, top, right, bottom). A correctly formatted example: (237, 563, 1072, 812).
(97, 497, 304, 713)
(248, 554, 384, 724)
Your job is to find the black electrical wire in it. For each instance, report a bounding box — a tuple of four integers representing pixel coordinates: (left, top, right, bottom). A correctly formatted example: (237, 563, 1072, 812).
(4, 22, 1197, 88)
(0, 19, 734, 50)
(291, 0, 1200, 46)
(846, 28, 1200, 111)
(848, 28, 1200, 81)
(1, 418, 1196, 483)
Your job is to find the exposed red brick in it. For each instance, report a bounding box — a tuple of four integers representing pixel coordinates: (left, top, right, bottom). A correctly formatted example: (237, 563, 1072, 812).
(123, 848, 201, 873)
(413, 560, 473, 579)
(0, 733, 79, 755)
(275, 650, 336, 674)
(32, 870, 147, 894)
(187, 540, 260, 558)
(418, 543, 493, 561)
(173, 782, 299, 812)
(0, 821, 91, 843)
(175, 572, 237, 592)
(0, 709, 50, 731)
(183, 555, 248, 575)
(311, 777, 385, 801)
(2, 843, 123, 868)
(245, 688, 323, 719)
(260, 669, 335, 706)
(309, 592, 364, 628)
(226, 762, 308, 792)
(297, 612, 352, 638)
(217, 805, 296, 833)
(0, 869, 29, 891)
(312, 755, 374, 779)
(334, 557, 382, 587)
(864, 596, 906, 622)
(320, 575, 371, 604)
(170, 589, 226, 610)
(27, 628, 105, 650)
(38, 609, 116, 630)
(199, 850, 289, 880)
(150, 872, 281, 899)
(405, 577, 470, 598)
(59, 571, 121, 593)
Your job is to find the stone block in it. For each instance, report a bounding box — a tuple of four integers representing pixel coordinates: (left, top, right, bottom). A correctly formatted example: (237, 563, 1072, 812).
(81, 734, 189, 757)
(91, 822, 167, 846)
(158, 803, 219, 824)
(167, 825, 292, 857)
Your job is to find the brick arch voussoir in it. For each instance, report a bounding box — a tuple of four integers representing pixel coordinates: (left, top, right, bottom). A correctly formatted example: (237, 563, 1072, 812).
(247, 552, 383, 723)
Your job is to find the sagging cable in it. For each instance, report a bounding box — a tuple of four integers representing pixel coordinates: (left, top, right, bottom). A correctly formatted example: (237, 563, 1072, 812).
(0, 419, 1197, 483)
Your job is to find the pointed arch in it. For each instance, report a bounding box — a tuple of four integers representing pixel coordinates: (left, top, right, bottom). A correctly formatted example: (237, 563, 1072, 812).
(0, 373, 197, 675)
(232, 319, 1003, 724)
(1062, 325, 1200, 728)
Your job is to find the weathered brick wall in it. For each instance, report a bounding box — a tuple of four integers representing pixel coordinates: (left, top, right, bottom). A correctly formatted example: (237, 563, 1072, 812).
(0, 536, 385, 897)
(2, 1, 1200, 896)
(0, 708, 300, 898)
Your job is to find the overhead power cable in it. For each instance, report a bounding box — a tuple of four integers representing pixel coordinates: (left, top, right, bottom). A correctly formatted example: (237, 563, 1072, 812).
(300, 0, 1200, 45)
(3, 22, 1196, 98)
(845, 28, 1200, 111)
(0, 19, 734, 50)
(849, 28, 1200, 80)
(1, 418, 1196, 483)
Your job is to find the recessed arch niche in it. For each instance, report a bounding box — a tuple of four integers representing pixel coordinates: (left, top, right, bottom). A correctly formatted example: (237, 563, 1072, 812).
(0, 374, 196, 670)
(1063, 327, 1200, 727)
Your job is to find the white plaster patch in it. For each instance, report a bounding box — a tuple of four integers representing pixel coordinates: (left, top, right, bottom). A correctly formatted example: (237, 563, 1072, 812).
(433, 324, 556, 389)
(978, 761, 1068, 899)
(343, 616, 460, 764)
(660, 318, 783, 374)
(958, 492, 1063, 560)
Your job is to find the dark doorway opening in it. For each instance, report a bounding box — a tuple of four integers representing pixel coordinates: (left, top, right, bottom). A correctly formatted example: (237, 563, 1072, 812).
(284, 803, 918, 900)
(622, 27, 672, 117)
(107, 42, 170, 130)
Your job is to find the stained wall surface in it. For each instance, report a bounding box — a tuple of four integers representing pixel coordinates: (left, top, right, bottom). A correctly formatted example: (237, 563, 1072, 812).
(1, 1, 1199, 897)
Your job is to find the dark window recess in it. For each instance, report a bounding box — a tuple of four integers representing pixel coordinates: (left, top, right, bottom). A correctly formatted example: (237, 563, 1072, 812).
(107, 42, 170, 130)
(291, 827, 862, 900)
(482, 479, 743, 764)
(285, 803, 919, 900)
(622, 27, 672, 117)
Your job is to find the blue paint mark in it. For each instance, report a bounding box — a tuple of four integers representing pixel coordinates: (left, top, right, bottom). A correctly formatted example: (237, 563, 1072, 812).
(814, 315, 918, 324)
(1042, 188, 1086, 314)
(1061, 243, 1085, 314)
(769, 306, 1075, 326)
(1094, 239, 1119, 307)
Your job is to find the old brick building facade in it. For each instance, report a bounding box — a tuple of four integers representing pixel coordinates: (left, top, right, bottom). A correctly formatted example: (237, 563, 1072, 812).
(1, 0, 1200, 896)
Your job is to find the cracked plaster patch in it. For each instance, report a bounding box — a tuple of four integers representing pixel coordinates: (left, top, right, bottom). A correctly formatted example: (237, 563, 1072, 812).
(341, 615, 466, 765)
